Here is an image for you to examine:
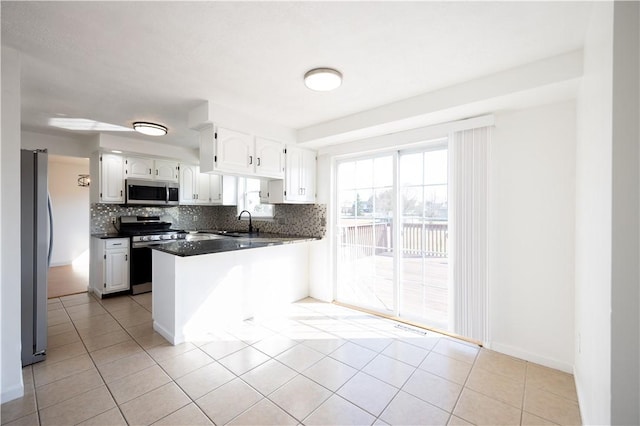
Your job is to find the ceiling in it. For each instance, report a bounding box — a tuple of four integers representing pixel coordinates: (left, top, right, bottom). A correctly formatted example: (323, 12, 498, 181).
(1, 1, 592, 149)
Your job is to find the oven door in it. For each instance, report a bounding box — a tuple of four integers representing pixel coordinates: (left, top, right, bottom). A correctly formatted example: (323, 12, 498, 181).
(130, 239, 175, 294)
(130, 242, 153, 294)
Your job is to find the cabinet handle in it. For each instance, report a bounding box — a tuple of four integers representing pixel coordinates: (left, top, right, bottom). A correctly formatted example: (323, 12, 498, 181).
(125, 254, 128, 261)
(112, 243, 122, 246)
(120, 190, 123, 196)
(257, 158, 261, 166)
(155, 169, 158, 176)
(149, 168, 152, 174)
(249, 156, 253, 165)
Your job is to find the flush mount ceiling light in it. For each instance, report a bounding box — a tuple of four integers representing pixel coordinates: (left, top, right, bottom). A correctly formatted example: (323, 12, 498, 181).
(132, 121, 167, 136)
(304, 68, 342, 91)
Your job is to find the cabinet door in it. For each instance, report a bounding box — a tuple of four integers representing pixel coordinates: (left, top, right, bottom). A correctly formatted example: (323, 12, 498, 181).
(216, 127, 254, 175)
(255, 137, 285, 179)
(179, 164, 198, 205)
(126, 156, 153, 180)
(300, 149, 317, 202)
(155, 160, 179, 182)
(208, 174, 222, 204)
(259, 179, 270, 204)
(100, 153, 125, 203)
(105, 248, 129, 293)
(220, 176, 237, 206)
(285, 146, 305, 202)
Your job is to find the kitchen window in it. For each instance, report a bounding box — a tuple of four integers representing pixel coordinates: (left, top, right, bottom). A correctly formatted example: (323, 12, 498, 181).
(237, 178, 274, 218)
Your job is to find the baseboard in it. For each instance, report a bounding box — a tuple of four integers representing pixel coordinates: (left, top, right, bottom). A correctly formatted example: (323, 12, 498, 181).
(153, 321, 180, 345)
(489, 342, 573, 373)
(573, 365, 588, 425)
(1, 382, 24, 404)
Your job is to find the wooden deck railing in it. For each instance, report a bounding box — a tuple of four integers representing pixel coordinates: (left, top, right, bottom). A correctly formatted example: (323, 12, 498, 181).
(339, 221, 448, 258)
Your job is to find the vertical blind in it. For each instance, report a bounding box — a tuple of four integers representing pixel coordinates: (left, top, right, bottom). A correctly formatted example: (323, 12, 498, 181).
(450, 126, 491, 343)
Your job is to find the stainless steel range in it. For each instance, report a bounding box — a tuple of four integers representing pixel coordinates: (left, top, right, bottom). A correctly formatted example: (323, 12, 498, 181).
(118, 216, 186, 294)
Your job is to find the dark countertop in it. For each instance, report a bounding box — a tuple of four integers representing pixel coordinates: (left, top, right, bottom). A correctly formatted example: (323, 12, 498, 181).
(91, 233, 124, 239)
(151, 234, 318, 257)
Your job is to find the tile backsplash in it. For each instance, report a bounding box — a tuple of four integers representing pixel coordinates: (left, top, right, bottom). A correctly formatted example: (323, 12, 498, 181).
(91, 203, 326, 238)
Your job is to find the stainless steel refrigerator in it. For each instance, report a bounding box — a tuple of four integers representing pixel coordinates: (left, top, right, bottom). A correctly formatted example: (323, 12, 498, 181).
(21, 149, 52, 366)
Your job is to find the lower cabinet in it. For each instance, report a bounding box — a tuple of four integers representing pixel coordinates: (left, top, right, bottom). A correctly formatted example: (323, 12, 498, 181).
(90, 237, 130, 297)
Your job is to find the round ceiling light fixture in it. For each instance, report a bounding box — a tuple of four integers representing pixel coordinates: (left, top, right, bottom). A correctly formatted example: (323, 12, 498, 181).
(304, 68, 342, 91)
(132, 121, 168, 136)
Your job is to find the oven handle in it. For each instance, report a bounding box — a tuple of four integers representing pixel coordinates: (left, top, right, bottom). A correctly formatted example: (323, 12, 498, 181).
(166, 186, 169, 204)
(132, 241, 173, 249)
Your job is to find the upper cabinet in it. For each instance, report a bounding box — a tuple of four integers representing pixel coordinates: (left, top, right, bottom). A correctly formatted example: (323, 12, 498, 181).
(268, 145, 316, 204)
(155, 160, 179, 181)
(255, 137, 285, 179)
(90, 152, 125, 204)
(179, 163, 237, 206)
(125, 156, 153, 179)
(125, 156, 178, 182)
(200, 125, 285, 179)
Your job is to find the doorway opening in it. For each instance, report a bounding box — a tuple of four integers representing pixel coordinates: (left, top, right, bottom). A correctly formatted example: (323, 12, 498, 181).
(47, 155, 91, 298)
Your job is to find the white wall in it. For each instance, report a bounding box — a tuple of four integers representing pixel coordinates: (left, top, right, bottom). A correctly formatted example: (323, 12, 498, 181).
(488, 101, 576, 372)
(1, 47, 24, 403)
(48, 157, 90, 266)
(22, 130, 95, 158)
(574, 3, 613, 424)
(313, 101, 577, 373)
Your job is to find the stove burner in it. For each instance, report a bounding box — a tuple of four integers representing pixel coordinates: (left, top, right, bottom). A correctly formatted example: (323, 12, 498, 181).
(118, 215, 186, 241)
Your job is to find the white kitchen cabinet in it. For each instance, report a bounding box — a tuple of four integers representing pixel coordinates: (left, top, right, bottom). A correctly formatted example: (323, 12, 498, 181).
(126, 156, 179, 182)
(155, 159, 179, 182)
(268, 146, 316, 204)
(211, 175, 237, 206)
(90, 152, 125, 203)
(259, 179, 270, 204)
(125, 156, 153, 179)
(179, 163, 199, 204)
(254, 137, 285, 179)
(90, 238, 129, 297)
(179, 163, 237, 205)
(215, 127, 254, 175)
(199, 125, 285, 179)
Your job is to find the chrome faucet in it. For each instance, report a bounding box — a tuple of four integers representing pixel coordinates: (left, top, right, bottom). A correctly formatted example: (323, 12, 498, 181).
(237, 210, 254, 233)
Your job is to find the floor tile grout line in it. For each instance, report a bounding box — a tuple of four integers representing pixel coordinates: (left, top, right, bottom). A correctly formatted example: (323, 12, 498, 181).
(447, 345, 481, 425)
(34, 293, 580, 426)
(95, 294, 204, 425)
(41, 294, 126, 426)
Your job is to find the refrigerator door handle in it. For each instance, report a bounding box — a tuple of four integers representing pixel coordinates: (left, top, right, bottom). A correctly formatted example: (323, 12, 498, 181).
(47, 193, 53, 267)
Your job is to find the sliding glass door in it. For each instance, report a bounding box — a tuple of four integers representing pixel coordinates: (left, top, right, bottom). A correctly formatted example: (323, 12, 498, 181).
(399, 148, 449, 329)
(336, 155, 395, 314)
(335, 142, 449, 330)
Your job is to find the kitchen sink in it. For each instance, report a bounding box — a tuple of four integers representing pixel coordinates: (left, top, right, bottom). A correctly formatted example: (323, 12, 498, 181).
(184, 233, 228, 241)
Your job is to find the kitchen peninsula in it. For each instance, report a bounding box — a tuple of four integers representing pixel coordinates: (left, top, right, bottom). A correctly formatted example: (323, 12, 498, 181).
(150, 233, 318, 345)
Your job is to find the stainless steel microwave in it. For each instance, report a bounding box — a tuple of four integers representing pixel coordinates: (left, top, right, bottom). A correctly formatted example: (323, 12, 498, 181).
(126, 179, 179, 205)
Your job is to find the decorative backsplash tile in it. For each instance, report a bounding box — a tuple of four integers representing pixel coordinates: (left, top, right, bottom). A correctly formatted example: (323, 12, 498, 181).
(91, 203, 326, 238)
(214, 204, 327, 237)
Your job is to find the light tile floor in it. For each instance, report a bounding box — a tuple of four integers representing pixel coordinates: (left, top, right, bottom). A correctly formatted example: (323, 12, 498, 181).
(1, 292, 582, 425)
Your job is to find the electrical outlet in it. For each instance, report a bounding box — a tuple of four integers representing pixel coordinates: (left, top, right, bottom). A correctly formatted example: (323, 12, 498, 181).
(193, 215, 198, 221)
(110, 216, 116, 225)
